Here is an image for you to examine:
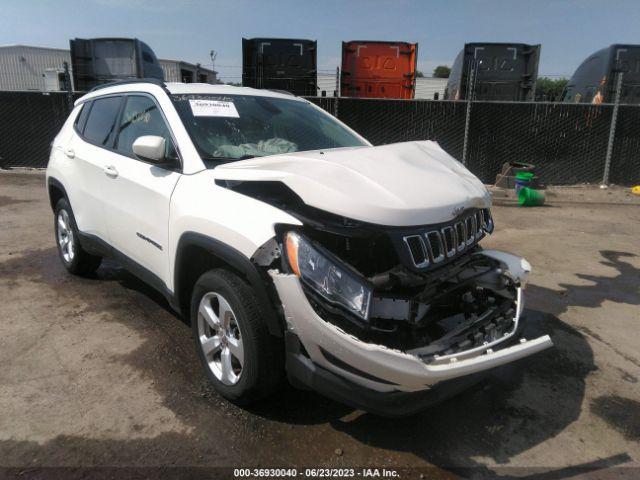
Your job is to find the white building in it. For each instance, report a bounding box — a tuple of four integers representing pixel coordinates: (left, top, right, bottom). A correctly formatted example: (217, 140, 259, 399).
(159, 59, 218, 84)
(317, 73, 339, 97)
(316, 73, 447, 99)
(414, 77, 448, 100)
(0, 45, 71, 91)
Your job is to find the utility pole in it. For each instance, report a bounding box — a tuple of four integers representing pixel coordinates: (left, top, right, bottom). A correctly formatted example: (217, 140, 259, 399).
(63, 61, 73, 112)
(334, 66, 340, 117)
(461, 61, 476, 166)
(209, 50, 217, 70)
(602, 71, 623, 186)
(209, 50, 218, 84)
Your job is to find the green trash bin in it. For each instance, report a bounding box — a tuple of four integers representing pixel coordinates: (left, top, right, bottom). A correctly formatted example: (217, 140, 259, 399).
(518, 186, 545, 207)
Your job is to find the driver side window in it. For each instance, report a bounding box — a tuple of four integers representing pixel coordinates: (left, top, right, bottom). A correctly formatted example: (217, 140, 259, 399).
(114, 95, 177, 161)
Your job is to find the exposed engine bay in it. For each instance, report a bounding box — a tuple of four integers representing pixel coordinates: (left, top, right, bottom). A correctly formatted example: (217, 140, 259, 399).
(308, 252, 519, 358)
(223, 179, 523, 360)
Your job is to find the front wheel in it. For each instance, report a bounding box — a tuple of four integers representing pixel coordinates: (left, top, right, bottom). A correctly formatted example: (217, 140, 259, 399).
(54, 198, 102, 275)
(191, 269, 283, 404)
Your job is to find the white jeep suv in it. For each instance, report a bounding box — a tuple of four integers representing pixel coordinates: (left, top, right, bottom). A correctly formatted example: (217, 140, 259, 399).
(46, 80, 552, 416)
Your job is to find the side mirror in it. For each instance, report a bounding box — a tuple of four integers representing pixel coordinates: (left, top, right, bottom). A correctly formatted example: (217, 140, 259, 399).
(132, 135, 166, 164)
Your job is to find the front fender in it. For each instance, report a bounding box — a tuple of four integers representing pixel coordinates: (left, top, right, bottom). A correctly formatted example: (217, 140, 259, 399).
(174, 232, 284, 337)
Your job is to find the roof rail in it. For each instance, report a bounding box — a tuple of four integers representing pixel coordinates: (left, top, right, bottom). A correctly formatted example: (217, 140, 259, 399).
(266, 89, 296, 97)
(88, 78, 166, 92)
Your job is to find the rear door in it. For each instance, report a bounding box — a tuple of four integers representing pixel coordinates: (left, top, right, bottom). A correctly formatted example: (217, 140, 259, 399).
(68, 95, 124, 241)
(101, 93, 181, 286)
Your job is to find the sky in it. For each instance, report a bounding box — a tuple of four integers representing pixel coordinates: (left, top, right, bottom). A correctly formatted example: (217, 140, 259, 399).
(2, 0, 640, 82)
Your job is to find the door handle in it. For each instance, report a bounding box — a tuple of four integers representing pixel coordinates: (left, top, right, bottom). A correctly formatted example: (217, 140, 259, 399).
(64, 148, 75, 159)
(103, 165, 119, 178)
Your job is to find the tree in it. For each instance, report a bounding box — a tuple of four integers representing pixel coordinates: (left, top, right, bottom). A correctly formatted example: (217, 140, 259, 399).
(535, 77, 568, 101)
(415, 70, 424, 78)
(433, 65, 451, 78)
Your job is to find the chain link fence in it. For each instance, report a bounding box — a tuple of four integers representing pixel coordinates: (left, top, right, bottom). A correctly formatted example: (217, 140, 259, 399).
(0, 89, 638, 185)
(307, 96, 639, 185)
(464, 101, 612, 184)
(0, 91, 79, 169)
(610, 105, 640, 185)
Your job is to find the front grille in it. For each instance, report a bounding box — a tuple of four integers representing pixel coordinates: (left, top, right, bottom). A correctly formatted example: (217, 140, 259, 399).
(402, 209, 493, 269)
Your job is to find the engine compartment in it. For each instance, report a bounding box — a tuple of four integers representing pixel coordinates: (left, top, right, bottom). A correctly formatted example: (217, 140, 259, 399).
(223, 179, 519, 358)
(301, 246, 519, 357)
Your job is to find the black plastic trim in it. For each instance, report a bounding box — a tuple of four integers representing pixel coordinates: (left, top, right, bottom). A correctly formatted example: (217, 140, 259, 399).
(76, 232, 180, 312)
(46, 177, 69, 211)
(174, 232, 283, 337)
(318, 347, 396, 385)
(285, 332, 485, 417)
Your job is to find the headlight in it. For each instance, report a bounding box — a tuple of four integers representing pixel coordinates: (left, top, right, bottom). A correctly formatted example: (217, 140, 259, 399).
(285, 231, 372, 320)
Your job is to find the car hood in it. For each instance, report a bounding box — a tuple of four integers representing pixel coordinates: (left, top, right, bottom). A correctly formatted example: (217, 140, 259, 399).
(211, 140, 491, 226)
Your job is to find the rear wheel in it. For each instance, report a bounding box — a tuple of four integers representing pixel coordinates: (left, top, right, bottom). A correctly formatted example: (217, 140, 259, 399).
(191, 269, 283, 404)
(54, 198, 102, 275)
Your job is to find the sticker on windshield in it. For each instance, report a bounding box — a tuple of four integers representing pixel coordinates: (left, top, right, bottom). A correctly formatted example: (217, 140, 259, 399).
(189, 99, 239, 118)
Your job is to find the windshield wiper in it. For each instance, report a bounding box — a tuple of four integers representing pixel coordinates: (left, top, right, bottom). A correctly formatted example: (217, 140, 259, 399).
(202, 154, 256, 163)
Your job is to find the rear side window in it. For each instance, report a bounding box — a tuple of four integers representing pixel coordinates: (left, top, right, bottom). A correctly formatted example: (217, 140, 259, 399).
(74, 102, 91, 134)
(114, 95, 174, 157)
(83, 96, 122, 146)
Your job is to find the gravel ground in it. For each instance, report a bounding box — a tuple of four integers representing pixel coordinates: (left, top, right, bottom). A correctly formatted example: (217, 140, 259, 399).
(1, 170, 639, 478)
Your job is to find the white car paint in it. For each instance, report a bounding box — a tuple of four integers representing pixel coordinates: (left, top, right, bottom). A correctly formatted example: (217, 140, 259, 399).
(213, 140, 491, 226)
(52, 106, 112, 239)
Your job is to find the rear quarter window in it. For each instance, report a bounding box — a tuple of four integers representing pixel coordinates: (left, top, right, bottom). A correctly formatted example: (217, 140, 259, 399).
(74, 102, 91, 134)
(83, 96, 122, 147)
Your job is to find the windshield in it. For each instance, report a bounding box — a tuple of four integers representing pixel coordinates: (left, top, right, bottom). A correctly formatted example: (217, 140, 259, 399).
(171, 94, 367, 165)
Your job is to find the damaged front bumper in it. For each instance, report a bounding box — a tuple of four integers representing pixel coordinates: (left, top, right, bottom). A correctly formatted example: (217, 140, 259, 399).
(269, 252, 553, 415)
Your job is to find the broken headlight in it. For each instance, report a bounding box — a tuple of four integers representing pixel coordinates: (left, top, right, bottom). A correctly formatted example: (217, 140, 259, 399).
(285, 231, 372, 320)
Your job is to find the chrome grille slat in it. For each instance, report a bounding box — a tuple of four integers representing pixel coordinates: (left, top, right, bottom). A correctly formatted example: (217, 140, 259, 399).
(465, 216, 475, 245)
(426, 231, 445, 263)
(475, 211, 484, 239)
(482, 209, 494, 233)
(441, 226, 457, 257)
(401, 209, 493, 270)
(403, 234, 429, 268)
(455, 222, 466, 252)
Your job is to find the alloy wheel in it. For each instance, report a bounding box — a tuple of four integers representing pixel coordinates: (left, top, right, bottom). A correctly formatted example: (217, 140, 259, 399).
(197, 292, 244, 385)
(56, 209, 75, 263)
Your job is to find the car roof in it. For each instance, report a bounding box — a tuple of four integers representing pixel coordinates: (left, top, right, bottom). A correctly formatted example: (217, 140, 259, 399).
(75, 81, 306, 106)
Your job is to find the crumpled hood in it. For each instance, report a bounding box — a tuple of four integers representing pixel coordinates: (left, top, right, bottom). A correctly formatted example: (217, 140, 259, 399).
(212, 140, 491, 226)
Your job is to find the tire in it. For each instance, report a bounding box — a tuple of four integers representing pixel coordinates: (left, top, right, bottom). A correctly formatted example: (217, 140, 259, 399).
(54, 198, 102, 275)
(191, 269, 284, 404)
